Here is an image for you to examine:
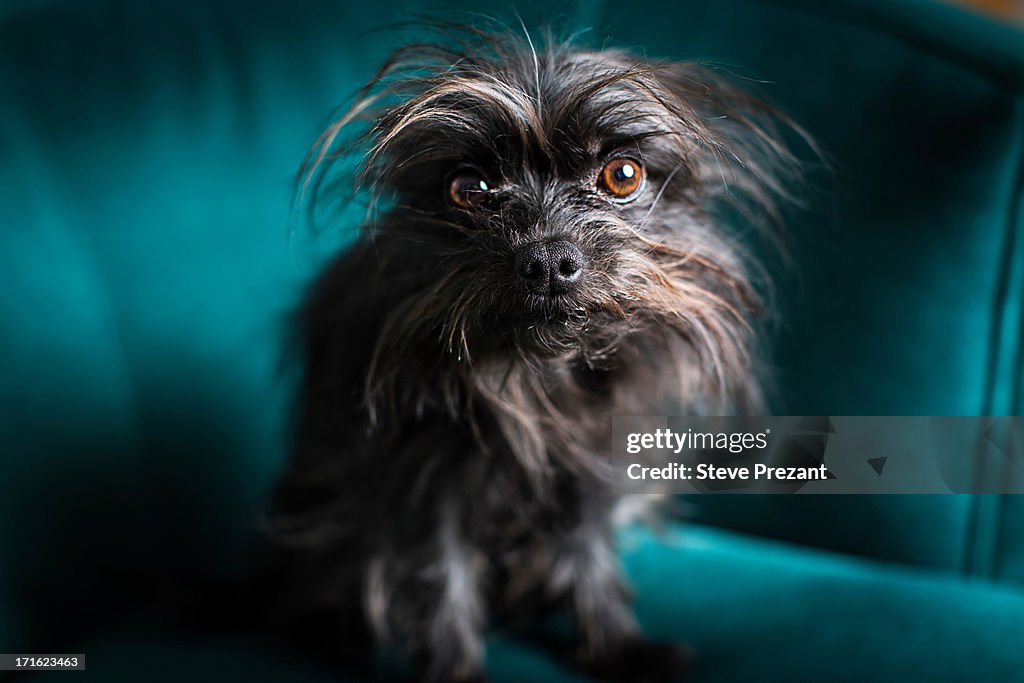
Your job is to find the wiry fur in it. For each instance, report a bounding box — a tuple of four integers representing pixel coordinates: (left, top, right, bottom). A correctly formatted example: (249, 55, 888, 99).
(270, 26, 800, 683)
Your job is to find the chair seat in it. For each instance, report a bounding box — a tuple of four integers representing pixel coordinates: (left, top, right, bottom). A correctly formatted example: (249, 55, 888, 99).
(33, 525, 1024, 683)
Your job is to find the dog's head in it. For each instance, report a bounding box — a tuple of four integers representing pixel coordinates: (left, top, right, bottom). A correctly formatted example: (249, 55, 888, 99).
(302, 27, 802, 417)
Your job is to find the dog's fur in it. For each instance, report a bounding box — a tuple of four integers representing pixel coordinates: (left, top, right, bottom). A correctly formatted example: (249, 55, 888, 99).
(269, 26, 798, 683)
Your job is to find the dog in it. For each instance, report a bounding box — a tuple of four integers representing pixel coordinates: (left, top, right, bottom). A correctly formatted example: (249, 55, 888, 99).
(269, 25, 799, 683)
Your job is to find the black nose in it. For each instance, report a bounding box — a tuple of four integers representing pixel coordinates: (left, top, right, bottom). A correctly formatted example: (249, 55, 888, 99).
(514, 240, 585, 296)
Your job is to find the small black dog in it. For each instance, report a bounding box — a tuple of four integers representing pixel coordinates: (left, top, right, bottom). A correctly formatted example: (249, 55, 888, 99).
(270, 26, 797, 683)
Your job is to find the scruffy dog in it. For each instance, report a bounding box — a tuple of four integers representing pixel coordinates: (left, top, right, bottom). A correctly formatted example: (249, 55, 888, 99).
(270, 26, 798, 683)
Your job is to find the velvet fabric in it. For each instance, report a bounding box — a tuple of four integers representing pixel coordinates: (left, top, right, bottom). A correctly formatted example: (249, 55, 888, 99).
(2, 0, 1022, 679)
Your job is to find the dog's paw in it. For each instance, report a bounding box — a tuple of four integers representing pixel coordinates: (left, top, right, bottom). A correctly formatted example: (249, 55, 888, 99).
(579, 638, 692, 683)
(417, 672, 488, 683)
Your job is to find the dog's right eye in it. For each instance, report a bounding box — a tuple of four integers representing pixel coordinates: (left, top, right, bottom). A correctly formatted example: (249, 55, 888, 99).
(448, 172, 492, 209)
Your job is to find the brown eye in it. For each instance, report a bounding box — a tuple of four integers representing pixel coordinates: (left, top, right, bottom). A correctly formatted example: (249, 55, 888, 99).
(448, 172, 492, 208)
(598, 158, 645, 201)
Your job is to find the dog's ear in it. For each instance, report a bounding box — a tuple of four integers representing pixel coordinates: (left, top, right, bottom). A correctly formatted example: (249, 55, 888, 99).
(295, 45, 433, 214)
(649, 62, 811, 228)
(295, 40, 483, 229)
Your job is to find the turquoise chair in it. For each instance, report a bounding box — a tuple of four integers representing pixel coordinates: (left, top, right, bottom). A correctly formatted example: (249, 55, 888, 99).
(2, 0, 1023, 680)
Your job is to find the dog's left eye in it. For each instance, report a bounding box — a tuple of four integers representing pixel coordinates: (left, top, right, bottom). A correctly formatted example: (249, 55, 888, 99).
(449, 172, 492, 209)
(598, 158, 645, 201)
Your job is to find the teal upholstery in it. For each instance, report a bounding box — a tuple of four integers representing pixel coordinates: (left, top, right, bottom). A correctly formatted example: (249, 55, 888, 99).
(2, 0, 1023, 681)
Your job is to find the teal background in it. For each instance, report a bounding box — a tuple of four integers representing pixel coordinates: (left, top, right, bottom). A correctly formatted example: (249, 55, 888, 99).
(1, 0, 1023, 680)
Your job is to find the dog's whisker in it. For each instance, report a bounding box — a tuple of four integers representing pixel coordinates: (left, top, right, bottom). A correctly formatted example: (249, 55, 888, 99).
(637, 162, 686, 232)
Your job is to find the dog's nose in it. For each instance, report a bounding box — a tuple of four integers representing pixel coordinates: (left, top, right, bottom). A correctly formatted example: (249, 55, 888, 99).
(546, 240, 586, 294)
(514, 240, 585, 296)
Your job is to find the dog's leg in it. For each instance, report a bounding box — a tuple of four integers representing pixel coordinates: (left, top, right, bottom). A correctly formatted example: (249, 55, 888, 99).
(554, 501, 690, 683)
(423, 501, 487, 683)
(372, 496, 488, 683)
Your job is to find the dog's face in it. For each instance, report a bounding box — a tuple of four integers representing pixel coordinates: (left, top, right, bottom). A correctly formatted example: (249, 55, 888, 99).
(304, 32, 795, 411)
(392, 50, 698, 327)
